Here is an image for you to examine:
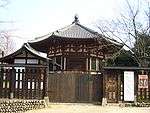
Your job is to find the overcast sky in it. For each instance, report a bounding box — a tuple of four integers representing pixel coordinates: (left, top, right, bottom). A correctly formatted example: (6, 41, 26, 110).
(0, 0, 148, 49)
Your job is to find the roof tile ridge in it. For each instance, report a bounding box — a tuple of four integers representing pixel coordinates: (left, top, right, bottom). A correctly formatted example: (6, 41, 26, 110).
(28, 32, 53, 43)
(76, 23, 98, 35)
(54, 23, 75, 33)
(102, 35, 123, 45)
(34, 32, 52, 40)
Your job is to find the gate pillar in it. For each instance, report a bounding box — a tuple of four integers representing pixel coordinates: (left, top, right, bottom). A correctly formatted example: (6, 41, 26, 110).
(102, 70, 107, 106)
(44, 60, 50, 105)
(10, 68, 15, 99)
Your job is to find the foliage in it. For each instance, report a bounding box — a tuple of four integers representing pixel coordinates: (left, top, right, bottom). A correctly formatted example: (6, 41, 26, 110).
(114, 50, 138, 66)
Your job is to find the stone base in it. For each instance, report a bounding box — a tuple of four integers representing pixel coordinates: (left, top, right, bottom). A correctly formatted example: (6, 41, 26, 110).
(44, 96, 49, 107)
(0, 99, 46, 112)
(102, 98, 107, 106)
(118, 101, 125, 107)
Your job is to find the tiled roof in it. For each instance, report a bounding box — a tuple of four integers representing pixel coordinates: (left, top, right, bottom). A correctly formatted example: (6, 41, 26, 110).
(29, 17, 122, 46)
(29, 22, 99, 43)
(53, 22, 98, 39)
(0, 43, 50, 62)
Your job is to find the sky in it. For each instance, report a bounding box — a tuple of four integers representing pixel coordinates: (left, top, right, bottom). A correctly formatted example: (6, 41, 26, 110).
(0, 0, 144, 49)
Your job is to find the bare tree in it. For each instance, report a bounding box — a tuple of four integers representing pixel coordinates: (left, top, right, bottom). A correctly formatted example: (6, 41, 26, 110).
(0, 31, 14, 54)
(0, 0, 9, 7)
(0, 0, 14, 56)
(97, 0, 150, 67)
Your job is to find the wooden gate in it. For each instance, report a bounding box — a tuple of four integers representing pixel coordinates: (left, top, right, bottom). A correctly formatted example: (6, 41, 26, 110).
(14, 67, 46, 99)
(0, 65, 47, 99)
(92, 74, 103, 102)
(48, 73, 103, 103)
(0, 68, 12, 98)
(48, 73, 76, 102)
(75, 75, 91, 102)
(106, 72, 118, 103)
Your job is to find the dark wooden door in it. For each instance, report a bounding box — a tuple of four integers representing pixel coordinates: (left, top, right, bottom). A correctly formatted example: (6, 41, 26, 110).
(106, 73, 118, 103)
(92, 74, 103, 102)
(75, 75, 89, 102)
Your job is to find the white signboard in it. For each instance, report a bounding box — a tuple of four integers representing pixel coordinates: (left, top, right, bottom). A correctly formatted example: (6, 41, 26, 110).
(124, 71, 134, 101)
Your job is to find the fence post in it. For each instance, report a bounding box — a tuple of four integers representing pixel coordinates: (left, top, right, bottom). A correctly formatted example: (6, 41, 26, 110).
(102, 69, 107, 106)
(10, 67, 15, 99)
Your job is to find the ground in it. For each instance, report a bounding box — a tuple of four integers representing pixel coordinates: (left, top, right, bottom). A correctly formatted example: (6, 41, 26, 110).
(26, 103, 150, 113)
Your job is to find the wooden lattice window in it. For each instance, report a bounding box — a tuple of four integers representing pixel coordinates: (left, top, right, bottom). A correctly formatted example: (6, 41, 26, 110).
(15, 67, 25, 89)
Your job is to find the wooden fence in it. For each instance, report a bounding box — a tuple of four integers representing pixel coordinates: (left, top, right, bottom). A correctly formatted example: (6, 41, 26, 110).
(103, 68, 150, 103)
(0, 64, 47, 99)
(48, 72, 103, 103)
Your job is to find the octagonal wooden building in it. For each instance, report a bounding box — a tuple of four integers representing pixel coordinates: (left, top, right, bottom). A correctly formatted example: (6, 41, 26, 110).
(29, 16, 122, 73)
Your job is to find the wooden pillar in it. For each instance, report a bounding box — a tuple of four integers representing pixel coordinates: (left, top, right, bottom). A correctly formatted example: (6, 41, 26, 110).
(53, 57, 56, 71)
(86, 58, 88, 71)
(89, 57, 92, 71)
(96, 58, 99, 71)
(44, 69, 48, 97)
(134, 70, 138, 103)
(64, 57, 66, 70)
(61, 56, 63, 70)
(87, 57, 90, 71)
(117, 71, 121, 102)
(120, 71, 124, 102)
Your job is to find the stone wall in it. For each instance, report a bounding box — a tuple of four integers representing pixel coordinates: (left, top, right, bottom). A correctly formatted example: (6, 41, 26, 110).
(0, 99, 46, 113)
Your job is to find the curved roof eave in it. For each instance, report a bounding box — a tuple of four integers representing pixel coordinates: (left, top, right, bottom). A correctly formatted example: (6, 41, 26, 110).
(28, 32, 53, 43)
(28, 20, 123, 49)
(24, 43, 50, 60)
(28, 22, 99, 43)
(0, 43, 51, 62)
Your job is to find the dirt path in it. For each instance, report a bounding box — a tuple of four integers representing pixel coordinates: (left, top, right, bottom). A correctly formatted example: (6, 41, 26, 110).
(26, 103, 150, 113)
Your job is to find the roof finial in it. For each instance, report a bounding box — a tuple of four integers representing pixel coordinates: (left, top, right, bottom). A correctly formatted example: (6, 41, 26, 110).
(72, 14, 79, 24)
